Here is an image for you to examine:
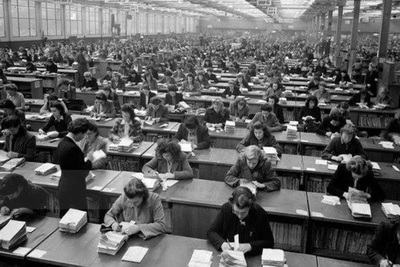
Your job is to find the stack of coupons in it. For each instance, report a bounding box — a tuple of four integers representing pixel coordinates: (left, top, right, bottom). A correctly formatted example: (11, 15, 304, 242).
(0, 158, 25, 172)
(179, 141, 193, 153)
(321, 195, 341, 206)
(220, 250, 246, 267)
(34, 163, 58, 176)
(224, 121, 235, 134)
(97, 231, 128, 255)
(286, 125, 297, 139)
(381, 203, 400, 218)
(59, 208, 87, 234)
(379, 141, 395, 149)
(263, 147, 279, 165)
(0, 220, 27, 249)
(278, 97, 287, 105)
(261, 249, 285, 267)
(187, 250, 213, 267)
(109, 138, 139, 153)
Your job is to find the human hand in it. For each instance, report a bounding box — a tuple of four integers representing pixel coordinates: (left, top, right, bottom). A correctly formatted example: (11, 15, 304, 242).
(379, 259, 392, 267)
(221, 242, 233, 252)
(191, 143, 198, 150)
(155, 117, 161, 123)
(6, 152, 19, 158)
(38, 129, 45, 135)
(122, 224, 140, 236)
(86, 152, 94, 162)
(111, 222, 122, 232)
(10, 208, 25, 218)
(252, 181, 266, 189)
(331, 156, 343, 162)
(0, 206, 10, 216)
(237, 243, 252, 254)
(326, 132, 332, 137)
(2, 129, 11, 136)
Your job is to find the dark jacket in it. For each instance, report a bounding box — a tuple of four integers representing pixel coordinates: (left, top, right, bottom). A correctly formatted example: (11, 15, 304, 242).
(251, 112, 282, 132)
(143, 152, 193, 180)
(57, 136, 92, 217)
(147, 104, 169, 123)
(383, 118, 400, 142)
(327, 163, 385, 201)
(367, 220, 400, 265)
(204, 107, 230, 126)
(236, 133, 282, 157)
(222, 86, 241, 98)
(349, 93, 371, 106)
(4, 128, 36, 161)
(46, 63, 58, 73)
(321, 136, 367, 161)
(165, 92, 184, 106)
(173, 124, 211, 149)
(365, 70, 379, 96)
(139, 92, 156, 109)
(316, 116, 346, 136)
(205, 73, 219, 83)
(207, 202, 274, 256)
(41, 114, 73, 138)
(82, 77, 99, 91)
(225, 157, 281, 191)
(272, 104, 284, 124)
(298, 106, 322, 123)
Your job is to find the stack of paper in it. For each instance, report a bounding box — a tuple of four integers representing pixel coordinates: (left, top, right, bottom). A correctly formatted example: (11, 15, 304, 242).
(220, 250, 247, 267)
(34, 163, 58, 175)
(261, 249, 285, 267)
(188, 250, 213, 267)
(131, 173, 160, 191)
(144, 118, 156, 126)
(382, 203, 400, 218)
(59, 208, 87, 234)
(0, 220, 27, 249)
(134, 109, 147, 117)
(286, 125, 297, 139)
(179, 142, 193, 153)
(224, 121, 235, 134)
(339, 154, 352, 163)
(0, 215, 12, 229)
(371, 162, 381, 176)
(109, 138, 139, 152)
(92, 150, 107, 163)
(263, 147, 279, 165)
(347, 188, 372, 218)
(379, 141, 395, 149)
(0, 150, 10, 164)
(0, 158, 25, 172)
(288, 121, 298, 127)
(322, 195, 341, 206)
(278, 97, 287, 105)
(241, 88, 249, 94)
(97, 231, 128, 255)
(121, 246, 149, 263)
(178, 101, 190, 109)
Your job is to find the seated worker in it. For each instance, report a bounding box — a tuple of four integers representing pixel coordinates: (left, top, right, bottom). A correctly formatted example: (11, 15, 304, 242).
(1, 116, 36, 161)
(236, 122, 282, 157)
(103, 178, 166, 239)
(91, 92, 116, 119)
(375, 85, 394, 107)
(267, 95, 284, 124)
(367, 216, 400, 267)
(126, 69, 142, 85)
(172, 65, 186, 82)
(181, 73, 201, 96)
(141, 72, 158, 92)
(321, 124, 367, 162)
(165, 84, 183, 107)
(100, 67, 113, 83)
(329, 102, 351, 121)
(251, 103, 282, 133)
(263, 82, 283, 99)
(57, 79, 73, 99)
(196, 71, 210, 89)
(222, 80, 241, 99)
(298, 95, 322, 123)
(382, 111, 400, 145)
(316, 114, 346, 138)
(38, 101, 72, 138)
(25, 62, 37, 73)
(158, 70, 176, 85)
(225, 145, 280, 191)
(204, 98, 230, 129)
(82, 122, 108, 170)
(82, 71, 99, 91)
(102, 85, 120, 114)
(109, 104, 144, 143)
(312, 81, 331, 103)
(207, 187, 274, 256)
(0, 99, 26, 128)
(142, 139, 194, 180)
(229, 97, 249, 122)
(235, 73, 251, 92)
(45, 58, 58, 73)
(205, 68, 219, 83)
(332, 68, 342, 84)
(40, 95, 68, 115)
(349, 88, 371, 107)
(307, 74, 321, 92)
(110, 71, 126, 91)
(5, 84, 25, 110)
(173, 115, 211, 150)
(339, 69, 352, 85)
(365, 63, 379, 96)
(0, 173, 48, 218)
(139, 85, 156, 109)
(327, 156, 384, 201)
(146, 96, 169, 123)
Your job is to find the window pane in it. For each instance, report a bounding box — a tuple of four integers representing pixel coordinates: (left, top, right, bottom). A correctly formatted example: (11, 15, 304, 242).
(19, 19, 29, 36)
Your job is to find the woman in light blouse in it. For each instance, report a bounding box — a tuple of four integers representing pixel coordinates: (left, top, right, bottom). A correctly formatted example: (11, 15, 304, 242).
(109, 104, 144, 143)
(104, 178, 166, 239)
(5, 84, 25, 110)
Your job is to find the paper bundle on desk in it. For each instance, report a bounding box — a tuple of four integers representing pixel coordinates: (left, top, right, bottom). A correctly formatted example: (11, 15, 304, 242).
(0, 215, 12, 229)
(371, 162, 381, 176)
(0, 150, 10, 164)
(261, 249, 285, 267)
(97, 231, 128, 255)
(263, 147, 279, 165)
(347, 188, 371, 219)
(144, 118, 156, 126)
(0, 158, 25, 172)
(134, 109, 147, 117)
(131, 172, 160, 191)
(178, 101, 190, 109)
(34, 163, 58, 175)
(286, 125, 297, 139)
(338, 154, 352, 164)
(121, 246, 149, 263)
(59, 208, 87, 234)
(108, 138, 138, 152)
(0, 220, 27, 249)
(179, 141, 193, 153)
(220, 250, 246, 267)
(224, 121, 235, 134)
(240, 88, 249, 94)
(382, 203, 400, 218)
(278, 97, 287, 105)
(322, 195, 340, 206)
(188, 249, 213, 267)
(208, 87, 217, 92)
(379, 141, 395, 149)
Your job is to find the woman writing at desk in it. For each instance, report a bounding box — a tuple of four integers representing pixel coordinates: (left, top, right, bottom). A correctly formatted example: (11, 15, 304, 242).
(146, 96, 169, 123)
(39, 101, 72, 139)
(142, 139, 194, 180)
(104, 178, 166, 239)
(173, 116, 211, 150)
(0, 99, 26, 128)
(91, 92, 116, 119)
(5, 84, 25, 111)
(109, 104, 143, 143)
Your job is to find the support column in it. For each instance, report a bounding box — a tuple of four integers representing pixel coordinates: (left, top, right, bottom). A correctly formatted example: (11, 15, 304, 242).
(327, 9, 333, 36)
(334, 0, 346, 68)
(325, 9, 334, 57)
(378, 0, 393, 64)
(321, 13, 326, 33)
(315, 15, 320, 41)
(348, 0, 361, 76)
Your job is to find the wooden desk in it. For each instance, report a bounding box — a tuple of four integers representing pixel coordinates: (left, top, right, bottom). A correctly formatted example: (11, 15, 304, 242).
(307, 192, 391, 262)
(317, 256, 374, 267)
(141, 121, 180, 141)
(208, 127, 248, 149)
(7, 76, 43, 99)
(107, 141, 154, 171)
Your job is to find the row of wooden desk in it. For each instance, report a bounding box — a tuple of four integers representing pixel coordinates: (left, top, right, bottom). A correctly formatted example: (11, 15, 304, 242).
(5, 162, 390, 264)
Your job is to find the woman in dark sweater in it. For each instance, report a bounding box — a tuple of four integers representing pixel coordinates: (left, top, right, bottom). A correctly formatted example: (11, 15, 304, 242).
(327, 156, 385, 202)
(298, 95, 322, 123)
(39, 101, 72, 139)
(266, 95, 284, 123)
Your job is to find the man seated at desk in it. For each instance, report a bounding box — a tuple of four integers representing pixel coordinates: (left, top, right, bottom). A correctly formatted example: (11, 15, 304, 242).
(205, 68, 219, 83)
(165, 84, 183, 108)
(229, 97, 249, 122)
(225, 145, 281, 192)
(222, 80, 241, 99)
(81, 71, 99, 91)
(91, 92, 116, 119)
(0, 99, 26, 128)
(0, 173, 48, 218)
(316, 114, 346, 138)
(348, 87, 371, 107)
(173, 115, 211, 150)
(39, 100, 72, 139)
(109, 104, 144, 143)
(250, 103, 282, 133)
(139, 85, 157, 110)
(207, 186, 274, 255)
(321, 124, 367, 162)
(327, 156, 384, 202)
(1, 116, 36, 161)
(45, 58, 58, 73)
(146, 96, 169, 124)
(367, 216, 400, 267)
(382, 111, 400, 145)
(204, 98, 230, 130)
(104, 178, 166, 239)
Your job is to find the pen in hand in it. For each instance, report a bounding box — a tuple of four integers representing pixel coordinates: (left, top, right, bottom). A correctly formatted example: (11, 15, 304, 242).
(226, 239, 233, 250)
(386, 255, 393, 267)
